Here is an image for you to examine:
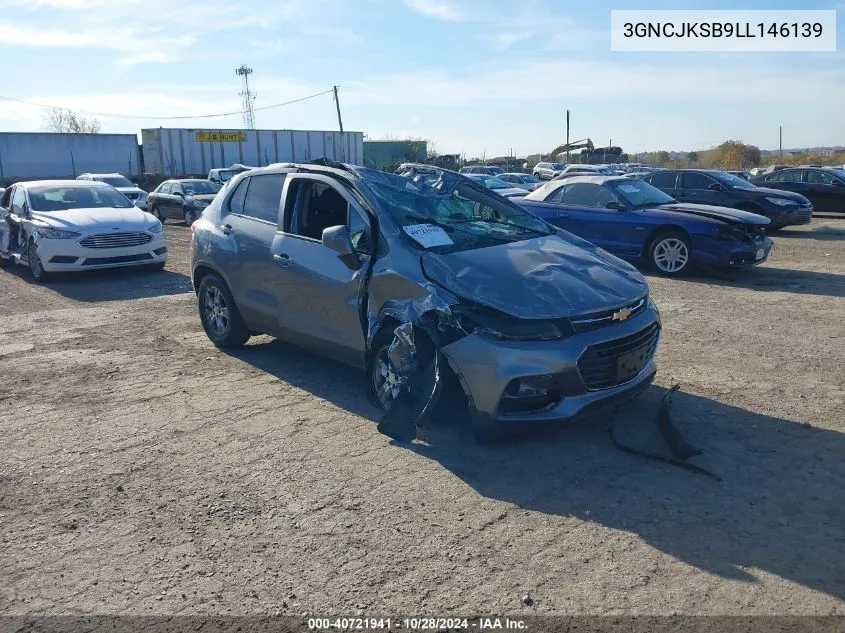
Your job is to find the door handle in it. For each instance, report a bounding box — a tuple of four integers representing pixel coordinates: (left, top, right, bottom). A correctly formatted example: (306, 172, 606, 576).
(273, 253, 291, 267)
(221, 223, 233, 235)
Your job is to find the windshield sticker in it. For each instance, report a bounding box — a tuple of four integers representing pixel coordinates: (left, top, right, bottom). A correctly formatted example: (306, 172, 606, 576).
(618, 184, 640, 193)
(402, 224, 454, 248)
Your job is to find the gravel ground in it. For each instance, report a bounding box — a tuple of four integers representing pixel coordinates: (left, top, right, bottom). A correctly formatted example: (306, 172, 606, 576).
(1, 216, 844, 617)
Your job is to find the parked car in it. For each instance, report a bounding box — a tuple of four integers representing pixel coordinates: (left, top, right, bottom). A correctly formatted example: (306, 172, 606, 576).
(458, 165, 505, 176)
(0, 180, 166, 282)
(497, 173, 543, 191)
(466, 174, 529, 199)
(518, 176, 772, 276)
(750, 166, 845, 214)
(190, 163, 661, 440)
(208, 164, 252, 186)
(553, 165, 620, 180)
(148, 179, 220, 225)
(532, 162, 566, 180)
(642, 169, 813, 228)
(77, 173, 148, 209)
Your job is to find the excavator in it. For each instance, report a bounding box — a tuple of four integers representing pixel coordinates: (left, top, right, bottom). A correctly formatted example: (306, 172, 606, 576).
(545, 138, 594, 162)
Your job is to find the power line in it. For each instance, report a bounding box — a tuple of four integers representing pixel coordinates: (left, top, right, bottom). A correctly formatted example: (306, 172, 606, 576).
(0, 88, 335, 122)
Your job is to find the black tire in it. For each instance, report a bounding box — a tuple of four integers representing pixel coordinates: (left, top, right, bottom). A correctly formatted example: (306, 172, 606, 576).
(27, 239, 51, 283)
(150, 204, 164, 222)
(648, 230, 691, 277)
(183, 207, 197, 226)
(367, 326, 438, 413)
(144, 261, 166, 272)
(197, 273, 249, 348)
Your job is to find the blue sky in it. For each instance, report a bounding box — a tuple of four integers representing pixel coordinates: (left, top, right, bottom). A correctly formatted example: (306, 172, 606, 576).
(0, 0, 842, 156)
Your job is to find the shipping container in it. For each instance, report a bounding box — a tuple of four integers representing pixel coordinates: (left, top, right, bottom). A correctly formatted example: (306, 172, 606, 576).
(141, 128, 364, 178)
(0, 132, 141, 185)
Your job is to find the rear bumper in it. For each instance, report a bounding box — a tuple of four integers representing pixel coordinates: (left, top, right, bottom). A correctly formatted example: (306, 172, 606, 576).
(440, 304, 661, 424)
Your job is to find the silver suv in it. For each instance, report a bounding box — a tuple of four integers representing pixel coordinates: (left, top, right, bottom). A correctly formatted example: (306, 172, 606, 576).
(189, 163, 659, 441)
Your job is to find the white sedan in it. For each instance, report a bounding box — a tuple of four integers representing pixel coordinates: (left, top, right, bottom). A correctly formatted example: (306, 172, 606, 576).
(0, 180, 167, 282)
(465, 174, 529, 199)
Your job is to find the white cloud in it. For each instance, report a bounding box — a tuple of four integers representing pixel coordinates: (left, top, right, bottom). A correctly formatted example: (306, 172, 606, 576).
(403, 0, 464, 22)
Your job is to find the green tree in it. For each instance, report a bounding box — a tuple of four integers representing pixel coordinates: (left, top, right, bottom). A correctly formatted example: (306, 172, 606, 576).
(653, 150, 670, 166)
(686, 151, 699, 165)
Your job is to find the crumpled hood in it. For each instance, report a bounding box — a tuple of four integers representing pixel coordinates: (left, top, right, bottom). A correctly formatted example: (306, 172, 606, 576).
(656, 203, 770, 225)
(421, 234, 649, 319)
(31, 206, 155, 231)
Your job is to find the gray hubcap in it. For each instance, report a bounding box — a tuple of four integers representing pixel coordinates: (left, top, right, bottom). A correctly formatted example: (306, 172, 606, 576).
(653, 238, 689, 273)
(373, 345, 403, 410)
(29, 244, 43, 277)
(204, 286, 229, 336)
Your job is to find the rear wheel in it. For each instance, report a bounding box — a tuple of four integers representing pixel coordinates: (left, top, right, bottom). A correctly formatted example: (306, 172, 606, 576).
(648, 231, 691, 276)
(197, 273, 249, 348)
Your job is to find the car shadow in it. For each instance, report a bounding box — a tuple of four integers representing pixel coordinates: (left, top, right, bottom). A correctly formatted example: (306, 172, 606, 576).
(411, 385, 845, 600)
(225, 337, 845, 600)
(657, 266, 845, 298)
(3, 264, 193, 302)
(774, 225, 845, 241)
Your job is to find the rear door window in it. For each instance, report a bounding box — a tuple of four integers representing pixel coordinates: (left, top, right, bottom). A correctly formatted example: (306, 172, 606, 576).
(241, 174, 286, 223)
(648, 171, 678, 189)
(227, 178, 249, 215)
(680, 172, 715, 190)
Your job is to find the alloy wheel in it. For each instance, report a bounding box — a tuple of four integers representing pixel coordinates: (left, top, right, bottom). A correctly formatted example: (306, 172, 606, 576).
(203, 285, 229, 337)
(653, 237, 689, 273)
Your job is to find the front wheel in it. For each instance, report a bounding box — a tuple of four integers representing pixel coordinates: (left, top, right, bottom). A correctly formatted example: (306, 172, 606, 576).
(649, 231, 691, 276)
(183, 207, 197, 226)
(150, 204, 164, 221)
(27, 240, 51, 283)
(197, 273, 249, 348)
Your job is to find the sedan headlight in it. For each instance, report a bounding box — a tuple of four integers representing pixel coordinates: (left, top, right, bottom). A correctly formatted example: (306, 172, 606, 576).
(765, 197, 796, 207)
(34, 227, 80, 239)
(454, 304, 567, 341)
(147, 221, 163, 234)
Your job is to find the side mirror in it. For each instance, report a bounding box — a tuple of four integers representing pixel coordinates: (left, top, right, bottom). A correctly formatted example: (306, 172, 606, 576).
(832, 179, 844, 187)
(174, 190, 184, 197)
(321, 225, 360, 269)
(605, 201, 622, 210)
(707, 183, 723, 191)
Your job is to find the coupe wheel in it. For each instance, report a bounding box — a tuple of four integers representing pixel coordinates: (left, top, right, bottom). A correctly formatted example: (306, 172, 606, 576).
(197, 273, 249, 348)
(649, 232, 691, 276)
(27, 240, 51, 282)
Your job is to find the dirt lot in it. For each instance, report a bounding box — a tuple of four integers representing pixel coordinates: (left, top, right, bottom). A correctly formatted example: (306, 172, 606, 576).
(1, 216, 844, 617)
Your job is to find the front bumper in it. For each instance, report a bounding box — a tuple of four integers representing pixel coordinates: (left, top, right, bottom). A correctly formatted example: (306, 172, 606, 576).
(771, 204, 813, 227)
(692, 235, 773, 269)
(37, 233, 167, 272)
(440, 304, 660, 424)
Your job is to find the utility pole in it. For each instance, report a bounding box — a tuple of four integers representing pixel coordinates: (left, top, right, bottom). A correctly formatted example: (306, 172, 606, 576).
(565, 109, 570, 162)
(779, 125, 783, 160)
(333, 85, 344, 133)
(236, 65, 256, 129)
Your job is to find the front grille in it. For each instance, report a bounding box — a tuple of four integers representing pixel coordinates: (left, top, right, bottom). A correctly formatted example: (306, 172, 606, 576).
(82, 253, 152, 266)
(794, 207, 813, 224)
(577, 323, 660, 390)
(570, 296, 648, 333)
(79, 232, 152, 249)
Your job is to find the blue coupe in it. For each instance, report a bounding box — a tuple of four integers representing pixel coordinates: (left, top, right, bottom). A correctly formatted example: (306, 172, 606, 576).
(518, 176, 773, 276)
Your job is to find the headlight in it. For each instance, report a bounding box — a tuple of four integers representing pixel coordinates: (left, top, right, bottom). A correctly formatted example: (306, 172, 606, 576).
(34, 227, 80, 239)
(454, 304, 567, 341)
(765, 197, 795, 207)
(147, 221, 163, 234)
(716, 225, 751, 241)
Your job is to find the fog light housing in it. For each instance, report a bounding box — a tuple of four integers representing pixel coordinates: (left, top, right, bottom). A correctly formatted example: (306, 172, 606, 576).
(498, 374, 561, 414)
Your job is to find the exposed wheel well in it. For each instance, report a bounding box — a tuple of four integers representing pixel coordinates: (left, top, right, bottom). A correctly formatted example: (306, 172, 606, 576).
(192, 264, 217, 295)
(643, 225, 691, 258)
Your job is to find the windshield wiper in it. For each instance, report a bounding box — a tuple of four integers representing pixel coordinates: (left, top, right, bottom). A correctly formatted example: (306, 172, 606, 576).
(404, 214, 455, 232)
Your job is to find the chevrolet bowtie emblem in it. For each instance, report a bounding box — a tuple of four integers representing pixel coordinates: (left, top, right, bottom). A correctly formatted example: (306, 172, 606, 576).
(612, 308, 632, 322)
